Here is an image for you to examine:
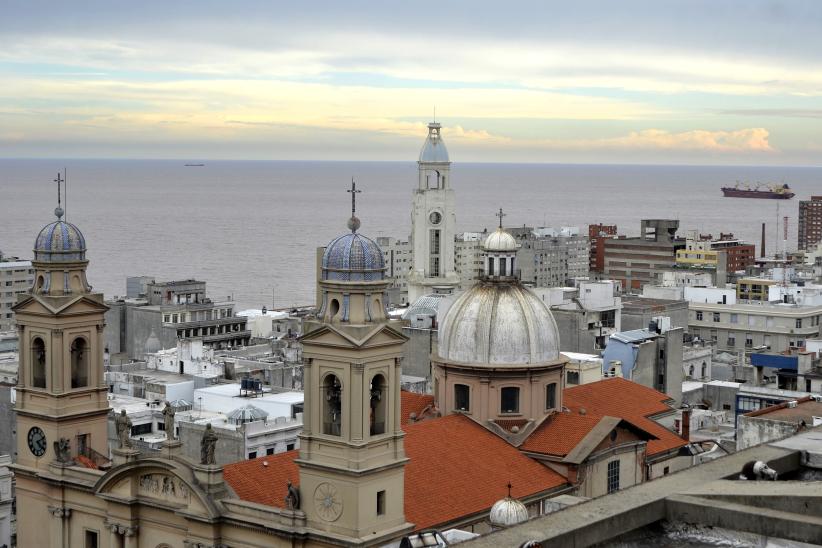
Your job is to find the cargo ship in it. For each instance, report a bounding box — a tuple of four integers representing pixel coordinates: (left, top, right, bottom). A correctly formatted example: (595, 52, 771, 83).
(721, 182, 794, 199)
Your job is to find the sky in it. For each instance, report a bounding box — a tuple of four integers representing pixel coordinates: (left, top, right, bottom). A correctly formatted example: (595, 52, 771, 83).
(2, 1, 822, 164)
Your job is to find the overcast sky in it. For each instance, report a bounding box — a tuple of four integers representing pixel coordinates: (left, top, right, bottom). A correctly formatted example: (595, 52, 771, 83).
(2, 1, 822, 164)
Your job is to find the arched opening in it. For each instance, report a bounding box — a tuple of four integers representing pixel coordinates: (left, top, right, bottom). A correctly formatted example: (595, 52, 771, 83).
(499, 257, 507, 276)
(31, 337, 46, 388)
(488, 257, 495, 276)
(546, 382, 557, 410)
(71, 337, 89, 388)
(328, 298, 340, 320)
(688, 364, 695, 378)
(701, 361, 707, 378)
(454, 383, 470, 411)
(71, 274, 82, 292)
(35, 275, 45, 292)
(500, 386, 520, 414)
(322, 374, 342, 436)
(373, 297, 382, 316)
(370, 374, 387, 435)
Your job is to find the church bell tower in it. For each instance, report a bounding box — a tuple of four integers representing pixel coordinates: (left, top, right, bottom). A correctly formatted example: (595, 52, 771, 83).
(407, 121, 459, 302)
(298, 183, 412, 544)
(13, 174, 110, 472)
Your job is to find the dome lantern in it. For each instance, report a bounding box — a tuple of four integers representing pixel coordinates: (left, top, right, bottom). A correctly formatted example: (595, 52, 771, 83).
(489, 484, 529, 529)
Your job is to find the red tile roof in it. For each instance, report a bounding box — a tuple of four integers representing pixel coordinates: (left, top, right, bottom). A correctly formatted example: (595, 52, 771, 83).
(520, 411, 605, 457)
(224, 414, 567, 532)
(401, 391, 434, 424)
(562, 378, 687, 456)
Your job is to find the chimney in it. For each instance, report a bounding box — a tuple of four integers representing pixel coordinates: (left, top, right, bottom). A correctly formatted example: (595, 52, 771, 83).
(681, 408, 691, 440)
(761, 222, 766, 258)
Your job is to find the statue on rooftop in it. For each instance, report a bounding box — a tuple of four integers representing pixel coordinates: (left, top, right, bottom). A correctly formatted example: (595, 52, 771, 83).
(115, 409, 133, 448)
(200, 423, 218, 465)
(285, 480, 301, 510)
(163, 401, 176, 440)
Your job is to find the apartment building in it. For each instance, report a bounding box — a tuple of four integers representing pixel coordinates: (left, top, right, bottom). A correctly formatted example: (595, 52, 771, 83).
(798, 195, 822, 251)
(511, 226, 590, 288)
(603, 219, 684, 291)
(0, 253, 34, 332)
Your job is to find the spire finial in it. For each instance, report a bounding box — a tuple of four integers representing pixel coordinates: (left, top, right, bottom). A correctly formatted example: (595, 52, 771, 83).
(346, 178, 362, 233)
(53, 172, 64, 220)
(496, 208, 506, 230)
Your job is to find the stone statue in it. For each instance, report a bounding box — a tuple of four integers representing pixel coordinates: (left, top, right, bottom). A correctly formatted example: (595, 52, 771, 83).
(284, 480, 300, 510)
(115, 409, 133, 448)
(162, 401, 176, 440)
(200, 423, 217, 465)
(54, 437, 71, 463)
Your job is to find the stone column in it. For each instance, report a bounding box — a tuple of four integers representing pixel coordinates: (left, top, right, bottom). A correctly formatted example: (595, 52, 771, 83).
(47, 506, 70, 548)
(122, 525, 138, 548)
(52, 328, 64, 393)
(302, 358, 312, 435)
(96, 323, 106, 389)
(351, 362, 365, 441)
(479, 378, 490, 422)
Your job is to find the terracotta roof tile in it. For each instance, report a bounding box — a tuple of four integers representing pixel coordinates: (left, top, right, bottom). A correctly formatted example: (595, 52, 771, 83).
(562, 378, 687, 456)
(224, 414, 567, 532)
(401, 391, 434, 424)
(520, 412, 605, 456)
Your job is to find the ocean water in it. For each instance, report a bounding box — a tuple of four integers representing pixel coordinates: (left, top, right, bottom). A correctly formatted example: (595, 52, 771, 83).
(1, 159, 820, 310)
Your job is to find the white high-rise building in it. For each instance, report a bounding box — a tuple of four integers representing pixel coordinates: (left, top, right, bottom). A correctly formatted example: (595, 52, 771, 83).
(407, 122, 460, 302)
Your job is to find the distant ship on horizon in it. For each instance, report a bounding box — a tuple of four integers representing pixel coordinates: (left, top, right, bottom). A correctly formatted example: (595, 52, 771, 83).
(184, 163, 205, 167)
(721, 181, 794, 199)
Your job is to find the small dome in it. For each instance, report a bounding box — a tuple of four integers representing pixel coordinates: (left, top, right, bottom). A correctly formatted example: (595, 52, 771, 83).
(227, 404, 269, 425)
(438, 282, 561, 365)
(419, 122, 450, 163)
(483, 228, 518, 252)
(34, 220, 86, 262)
(322, 232, 385, 282)
(489, 497, 529, 528)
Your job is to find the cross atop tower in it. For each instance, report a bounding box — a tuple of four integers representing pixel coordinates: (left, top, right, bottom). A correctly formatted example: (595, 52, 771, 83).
(496, 207, 506, 229)
(54, 172, 64, 220)
(346, 178, 362, 233)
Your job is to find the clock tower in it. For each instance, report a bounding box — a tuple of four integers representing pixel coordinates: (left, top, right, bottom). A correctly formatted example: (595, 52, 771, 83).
(407, 121, 460, 302)
(13, 175, 109, 474)
(298, 187, 413, 544)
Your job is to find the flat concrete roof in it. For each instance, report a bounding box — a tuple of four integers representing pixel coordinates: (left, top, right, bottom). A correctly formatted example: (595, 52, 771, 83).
(194, 383, 304, 403)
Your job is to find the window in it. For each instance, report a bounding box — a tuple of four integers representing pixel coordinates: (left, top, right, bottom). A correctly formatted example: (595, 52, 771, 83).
(546, 383, 557, 410)
(286, 443, 295, 451)
(85, 530, 99, 548)
(727, 336, 735, 347)
(566, 370, 580, 385)
(370, 374, 387, 436)
(730, 313, 738, 324)
(696, 311, 703, 321)
(70, 337, 89, 388)
(31, 337, 46, 388)
(663, 466, 670, 476)
(377, 490, 386, 516)
(607, 460, 620, 493)
(745, 333, 753, 348)
(499, 257, 507, 276)
(488, 257, 495, 276)
(500, 387, 520, 414)
(322, 374, 342, 436)
(248, 451, 257, 459)
(266, 447, 275, 455)
(713, 312, 721, 322)
(130, 422, 151, 436)
(454, 384, 470, 411)
(796, 318, 803, 328)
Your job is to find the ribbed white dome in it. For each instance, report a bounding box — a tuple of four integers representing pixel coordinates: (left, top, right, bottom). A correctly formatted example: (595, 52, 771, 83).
(419, 122, 450, 163)
(483, 228, 518, 252)
(489, 497, 529, 528)
(437, 282, 561, 365)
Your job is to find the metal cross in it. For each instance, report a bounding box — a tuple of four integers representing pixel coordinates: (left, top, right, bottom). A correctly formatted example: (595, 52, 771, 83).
(496, 207, 506, 229)
(54, 172, 64, 219)
(347, 178, 361, 218)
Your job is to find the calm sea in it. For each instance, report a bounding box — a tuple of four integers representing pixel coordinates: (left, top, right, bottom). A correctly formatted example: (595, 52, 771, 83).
(1, 159, 820, 310)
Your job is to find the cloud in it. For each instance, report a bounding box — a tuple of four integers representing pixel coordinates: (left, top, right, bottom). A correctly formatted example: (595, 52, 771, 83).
(539, 128, 775, 153)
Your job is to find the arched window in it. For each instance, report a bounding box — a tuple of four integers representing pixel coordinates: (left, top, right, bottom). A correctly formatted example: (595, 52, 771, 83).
(688, 365, 695, 378)
(454, 384, 470, 411)
(499, 257, 507, 276)
(488, 257, 495, 276)
(71, 337, 89, 388)
(370, 374, 387, 435)
(500, 387, 520, 414)
(322, 374, 342, 436)
(546, 382, 557, 410)
(328, 299, 340, 319)
(32, 337, 46, 388)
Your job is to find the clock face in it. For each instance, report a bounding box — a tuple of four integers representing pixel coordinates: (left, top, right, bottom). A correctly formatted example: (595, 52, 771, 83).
(429, 211, 442, 225)
(27, 427, 47, 457)
(314, 482, 343, 522)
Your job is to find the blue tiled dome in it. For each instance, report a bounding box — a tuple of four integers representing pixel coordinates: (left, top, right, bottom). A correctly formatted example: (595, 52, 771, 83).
(322, 232, 385, 281)
(34, 220, 86, 262)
